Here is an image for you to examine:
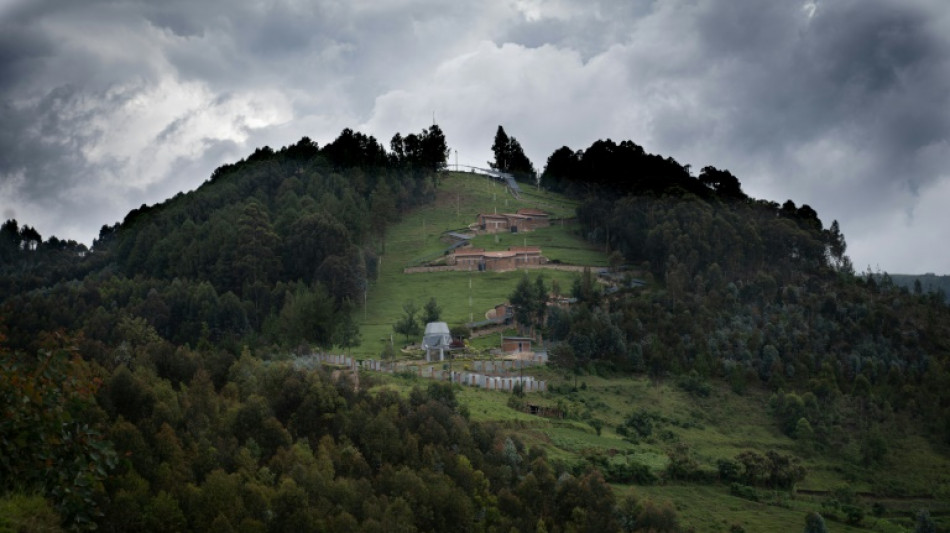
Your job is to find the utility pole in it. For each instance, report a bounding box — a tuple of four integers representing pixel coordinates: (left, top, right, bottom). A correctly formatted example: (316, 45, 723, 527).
(523, 236, 527, 272)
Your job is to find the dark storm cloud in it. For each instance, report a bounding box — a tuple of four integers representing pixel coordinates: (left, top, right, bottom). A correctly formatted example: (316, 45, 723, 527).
(609, 0, 950, 270)
(0, 19, 52, 92)
(716, 0, 950, 165)
(650, 0, 945, 154)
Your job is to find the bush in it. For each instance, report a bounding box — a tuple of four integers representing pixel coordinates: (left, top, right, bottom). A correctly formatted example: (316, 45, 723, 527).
(605, 461, 657, 485)
(624, 410, 654, 438)
(590, 419, 603, 436)
(507, 394, 526, 411)
(677, 370, 711, 397)
(717, 458, 740, 482)
(0, 493, 63, 533)
(730, 483, 759, 502)
(841, 504, 864, 525)
(803, 512, 829, 533)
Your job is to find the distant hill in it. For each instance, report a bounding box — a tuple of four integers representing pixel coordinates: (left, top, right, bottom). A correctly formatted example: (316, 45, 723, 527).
(886, 273, 950, 303)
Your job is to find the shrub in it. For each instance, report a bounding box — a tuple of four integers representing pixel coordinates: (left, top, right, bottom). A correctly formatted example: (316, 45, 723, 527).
(841, 504, 864, 525)
(605, 461, 657, 485)
(677, 370, 711, 397)
(803, 512, 829, 533)
(730, 483, 759, 502)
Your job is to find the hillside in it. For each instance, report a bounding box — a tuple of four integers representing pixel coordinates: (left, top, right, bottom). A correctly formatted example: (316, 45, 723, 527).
(356, 170, 606, 357)
(361, 159, 950, 531)
(2, 127, 950, 532)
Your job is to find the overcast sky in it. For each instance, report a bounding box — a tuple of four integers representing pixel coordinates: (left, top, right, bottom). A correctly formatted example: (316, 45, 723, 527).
(2, 0, 949, 274)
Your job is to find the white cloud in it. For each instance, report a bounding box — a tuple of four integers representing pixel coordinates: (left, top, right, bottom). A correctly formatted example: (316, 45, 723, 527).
(849, 176, 950, 273)
(79, 78, 292, 188)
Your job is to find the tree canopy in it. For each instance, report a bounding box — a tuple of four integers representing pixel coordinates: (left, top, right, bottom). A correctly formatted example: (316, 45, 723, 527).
(490, 125, 535, 180)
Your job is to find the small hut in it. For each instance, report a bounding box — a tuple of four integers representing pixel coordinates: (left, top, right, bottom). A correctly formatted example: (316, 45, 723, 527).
(501, 336, 533, 354)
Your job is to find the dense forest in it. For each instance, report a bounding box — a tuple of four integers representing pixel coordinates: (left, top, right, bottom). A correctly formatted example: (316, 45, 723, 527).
(2, 125, 949, 531)
(533, 137, 950, 468)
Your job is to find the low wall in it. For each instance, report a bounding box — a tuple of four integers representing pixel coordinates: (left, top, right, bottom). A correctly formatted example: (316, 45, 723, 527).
(404, 263, 593, 274)
(297, 353, 547, 393)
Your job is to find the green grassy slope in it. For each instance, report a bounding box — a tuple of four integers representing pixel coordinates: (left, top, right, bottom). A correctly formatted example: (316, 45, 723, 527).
(354, 171, 606, 357)
(371, 369, 950, 532)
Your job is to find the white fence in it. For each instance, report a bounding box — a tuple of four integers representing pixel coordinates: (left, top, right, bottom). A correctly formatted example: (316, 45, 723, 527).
(297, 353, 546, 393)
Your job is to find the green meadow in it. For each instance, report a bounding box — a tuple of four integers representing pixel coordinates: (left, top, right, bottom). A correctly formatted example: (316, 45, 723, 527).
(368, 368, 950, 532)
(354, 171, 604, 357)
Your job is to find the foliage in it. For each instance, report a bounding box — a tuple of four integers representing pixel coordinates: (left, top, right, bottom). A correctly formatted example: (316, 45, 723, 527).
(729, 483, 759, 502)
(0, 332, 117, 530)
(84, 356, 615, 531)
(509, 272, 548, 336)
(490, 125, 535, 180)
(422, 297, 442, 324)
(803, 511, 829, 533)
(389, 124, 450, 172)
(533, 141, 950, 450)
(716, 450, 806, 490)
(1, 126, 443, 353)
(915, 509, 936, 533)
(4, 123, 950, 531)
(0, 493, 63, 533)
(393, 300, 423, 344)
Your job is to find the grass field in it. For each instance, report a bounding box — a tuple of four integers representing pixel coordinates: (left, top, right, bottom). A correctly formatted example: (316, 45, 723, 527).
(353, 171, 605, 357)
(366, 367, 950, 532)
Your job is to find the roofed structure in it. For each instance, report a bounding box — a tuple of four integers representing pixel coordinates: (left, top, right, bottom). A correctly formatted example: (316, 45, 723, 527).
(448, 246, 546, 272)
(476, 209, 550, 234)
(422, 322, 452, 361)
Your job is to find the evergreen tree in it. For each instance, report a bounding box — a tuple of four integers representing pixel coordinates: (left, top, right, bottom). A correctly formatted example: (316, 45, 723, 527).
(915, 509, 936, 533)
(510, 274, 536, 334)
(0, 219, 21, 260)
(490, 126, 511, 171)
(490, 125, 534, 179)
(803, 512, 829, 533)
(422, 297, 442, 324)
(420, 124, 449, 172)
(333, 299, 362, 354)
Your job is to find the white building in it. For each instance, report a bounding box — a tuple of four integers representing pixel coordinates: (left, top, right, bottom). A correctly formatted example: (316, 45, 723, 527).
(421, 322, 452, 362)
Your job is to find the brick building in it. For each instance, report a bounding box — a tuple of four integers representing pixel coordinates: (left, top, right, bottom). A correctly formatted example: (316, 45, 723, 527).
(501, 336, 533, 354)
(476, 209, 550, 234)
(448, 246, 546, 272)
